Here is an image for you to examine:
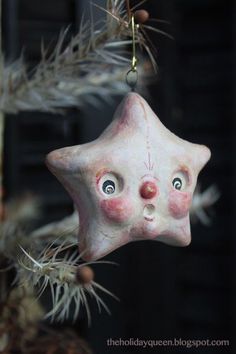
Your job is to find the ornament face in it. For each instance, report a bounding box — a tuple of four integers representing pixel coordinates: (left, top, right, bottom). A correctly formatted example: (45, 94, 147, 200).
(46, 93, 210, 261)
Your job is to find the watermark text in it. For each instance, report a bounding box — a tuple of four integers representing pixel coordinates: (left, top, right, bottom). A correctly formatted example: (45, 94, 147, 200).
(106, 338, 230, 349)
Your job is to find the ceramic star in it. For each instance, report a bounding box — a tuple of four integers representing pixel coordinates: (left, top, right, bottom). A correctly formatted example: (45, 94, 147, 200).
(46, 93, 211, 260)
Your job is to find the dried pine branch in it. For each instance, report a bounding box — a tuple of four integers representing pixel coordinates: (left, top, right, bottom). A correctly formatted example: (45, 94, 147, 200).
(17, 241, 118, 325)
(0, 197, 119, 326)
(0, 0, 166, 114)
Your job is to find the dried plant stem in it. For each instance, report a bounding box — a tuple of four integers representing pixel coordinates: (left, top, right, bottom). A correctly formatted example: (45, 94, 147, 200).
(0, 0, 2, 64)
(126, 0, 131, 19)
(0, 0, 5, 223)
(18, 242, 118, 324)
(0, 0, 7, 306)
(0, 0, 164, 114)
(0, 0, 3, 86)
(0, 112, 4, 222)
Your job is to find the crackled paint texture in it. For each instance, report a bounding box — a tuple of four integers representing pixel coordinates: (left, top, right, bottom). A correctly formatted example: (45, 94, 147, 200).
(46, 93, 211, 261)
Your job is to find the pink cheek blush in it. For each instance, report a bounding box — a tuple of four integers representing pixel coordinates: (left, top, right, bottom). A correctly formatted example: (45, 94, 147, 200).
(168, 191, 192, 219)
(100, 197, 133, 223)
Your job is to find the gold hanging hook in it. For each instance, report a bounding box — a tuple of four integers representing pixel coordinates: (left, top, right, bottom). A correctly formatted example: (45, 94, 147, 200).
(126, 13, 139, 90)
(131, 14, 138, 71)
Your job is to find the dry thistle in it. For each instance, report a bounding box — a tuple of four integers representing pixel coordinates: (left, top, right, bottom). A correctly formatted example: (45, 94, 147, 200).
(17, 241, 118, 325)
(191, 184, 220, 225)
(0, 0, 171, 114)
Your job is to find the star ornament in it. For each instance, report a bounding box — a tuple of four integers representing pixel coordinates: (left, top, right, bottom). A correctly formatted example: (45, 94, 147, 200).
(46, 93, 211, 261)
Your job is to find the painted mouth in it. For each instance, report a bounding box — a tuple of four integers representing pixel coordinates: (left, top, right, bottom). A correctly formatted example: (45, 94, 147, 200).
(143, 204, 155, 222)
(144, 216, 154, 222)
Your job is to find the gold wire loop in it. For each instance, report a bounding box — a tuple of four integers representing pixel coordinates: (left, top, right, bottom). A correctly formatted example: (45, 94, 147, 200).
(126, 14, 139, 90)
(126, 69, 138, 90)
(131, 14, 137, 71)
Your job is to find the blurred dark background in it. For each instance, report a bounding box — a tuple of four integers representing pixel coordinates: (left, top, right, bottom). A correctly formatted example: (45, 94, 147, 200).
(2, 0, 235, 353)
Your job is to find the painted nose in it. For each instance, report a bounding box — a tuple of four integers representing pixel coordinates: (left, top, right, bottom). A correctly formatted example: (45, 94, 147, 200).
(140, 181, 158, 199)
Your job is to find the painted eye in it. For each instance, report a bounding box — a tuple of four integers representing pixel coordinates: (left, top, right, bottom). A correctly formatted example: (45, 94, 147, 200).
(98, 172, 123, 196)
(172, 171, 189, 191)
(172, 177, 182, 190)
(102, 180, 115, 194)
